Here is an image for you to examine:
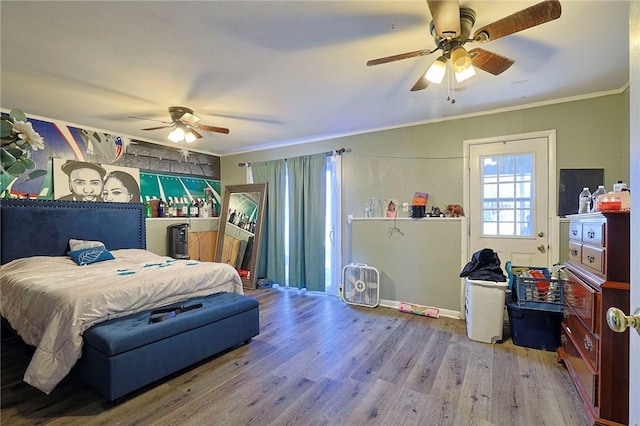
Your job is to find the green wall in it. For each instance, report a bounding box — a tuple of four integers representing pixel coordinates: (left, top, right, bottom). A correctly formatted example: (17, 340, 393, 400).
(222, 92, 630, 219)
(220, 92, 630, 310)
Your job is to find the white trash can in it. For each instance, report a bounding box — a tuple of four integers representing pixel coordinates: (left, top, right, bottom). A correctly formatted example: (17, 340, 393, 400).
(465, 278, 508, 344)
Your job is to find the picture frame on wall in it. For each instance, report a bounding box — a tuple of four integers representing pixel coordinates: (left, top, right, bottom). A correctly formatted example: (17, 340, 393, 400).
(384, 198, 398, 217)
(52, 158, 141, 203)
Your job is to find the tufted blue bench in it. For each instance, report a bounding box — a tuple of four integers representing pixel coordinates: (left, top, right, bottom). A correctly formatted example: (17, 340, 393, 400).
(78, 292, 259, 402)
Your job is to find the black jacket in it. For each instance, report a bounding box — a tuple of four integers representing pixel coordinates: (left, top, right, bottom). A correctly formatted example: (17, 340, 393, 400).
(459, 248, 506, 282)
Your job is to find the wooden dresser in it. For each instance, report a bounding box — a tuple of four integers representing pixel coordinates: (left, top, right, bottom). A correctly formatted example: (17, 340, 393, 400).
(559, 212, 630, 425)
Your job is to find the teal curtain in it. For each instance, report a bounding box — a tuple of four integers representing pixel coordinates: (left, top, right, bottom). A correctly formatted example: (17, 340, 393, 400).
(287, 153, 327, 291)
(251, 159, 286, 286)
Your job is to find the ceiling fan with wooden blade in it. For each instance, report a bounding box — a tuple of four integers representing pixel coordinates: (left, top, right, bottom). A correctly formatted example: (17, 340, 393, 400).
(367, 0, 562, 92)
(133, 106, 230, 142)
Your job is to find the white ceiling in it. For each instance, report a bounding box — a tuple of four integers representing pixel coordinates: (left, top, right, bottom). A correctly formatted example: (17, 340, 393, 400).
(0, 1, 630, 156)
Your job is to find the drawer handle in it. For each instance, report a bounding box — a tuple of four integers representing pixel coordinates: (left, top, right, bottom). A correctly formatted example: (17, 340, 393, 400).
(587, 255, 595, 263)
(571, 229, 578, 236)
(570, 249, 578, 256)
(583, 336, 593, 352)
(587, 230, 595, 239)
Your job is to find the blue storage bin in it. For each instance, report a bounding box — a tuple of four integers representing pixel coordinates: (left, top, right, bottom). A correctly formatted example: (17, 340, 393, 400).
(506, 302, 562, 351)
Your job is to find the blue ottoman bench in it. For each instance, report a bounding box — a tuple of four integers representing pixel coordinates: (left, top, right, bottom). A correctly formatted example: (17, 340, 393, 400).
(78, 292, 259, 402)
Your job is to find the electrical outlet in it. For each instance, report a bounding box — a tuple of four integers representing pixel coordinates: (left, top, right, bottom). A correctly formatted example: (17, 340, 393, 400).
(402, 202, 409, 212)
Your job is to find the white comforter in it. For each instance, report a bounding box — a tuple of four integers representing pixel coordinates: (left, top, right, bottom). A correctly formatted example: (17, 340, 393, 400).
(0, 249, 243, 394)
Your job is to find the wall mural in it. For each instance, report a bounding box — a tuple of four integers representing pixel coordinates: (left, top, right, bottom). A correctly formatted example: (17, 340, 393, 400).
(1, 110, 220, 202)
(52, 158, 141, 203)
(2, 114, 127, 198)
(140, 172, 221, 212)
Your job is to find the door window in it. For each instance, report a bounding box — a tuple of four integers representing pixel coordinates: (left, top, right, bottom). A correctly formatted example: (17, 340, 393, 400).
(481, 153, 534, 237)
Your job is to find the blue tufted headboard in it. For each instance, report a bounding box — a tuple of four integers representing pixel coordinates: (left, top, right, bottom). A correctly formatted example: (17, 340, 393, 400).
(0, 199, 146, 265)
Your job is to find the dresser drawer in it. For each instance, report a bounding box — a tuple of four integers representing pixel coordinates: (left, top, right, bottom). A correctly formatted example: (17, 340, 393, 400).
(582, 245, 605, 275)
(563, 305, 598, 370)
(582, 221, 604, 246)
(565, 269, 599, 333)
(569, 222, 582, 241)
(568, 241, 581, 264)
(561, 326, 597, 407)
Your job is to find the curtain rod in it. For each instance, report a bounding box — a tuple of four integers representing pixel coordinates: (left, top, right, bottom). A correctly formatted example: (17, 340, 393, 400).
(238, 147, 349, 167)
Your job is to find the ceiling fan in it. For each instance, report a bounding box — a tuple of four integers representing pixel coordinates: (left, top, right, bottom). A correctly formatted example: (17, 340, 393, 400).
(367, 0, 562, 92)
(134, 106, 230, 143)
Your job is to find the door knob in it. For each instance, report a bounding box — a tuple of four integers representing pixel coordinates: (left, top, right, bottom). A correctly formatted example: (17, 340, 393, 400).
(537, 244, 546, 253)
(606, 307, 640, 335)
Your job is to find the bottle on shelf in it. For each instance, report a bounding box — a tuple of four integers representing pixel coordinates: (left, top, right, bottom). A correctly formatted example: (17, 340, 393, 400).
(229, 209, 236, 224)
(591, 185, 607, 212)
(167, 197, 175, 218)
(613, 180, 627, 192)
(157, 199, 165, 218)
(201, 198, 210, 217)
(144, 202, 152, 218)
(190, 199, 199, 217)
(181, 198, 189, 217)
(174, 198, 179, 217)
(578, 187, 591, 214)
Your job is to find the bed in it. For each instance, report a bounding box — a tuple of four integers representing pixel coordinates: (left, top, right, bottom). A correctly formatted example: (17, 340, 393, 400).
(0, 199, 258, 400)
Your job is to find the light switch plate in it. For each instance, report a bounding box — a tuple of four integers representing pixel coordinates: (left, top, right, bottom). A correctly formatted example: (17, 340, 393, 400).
(402, 202, 409, 212)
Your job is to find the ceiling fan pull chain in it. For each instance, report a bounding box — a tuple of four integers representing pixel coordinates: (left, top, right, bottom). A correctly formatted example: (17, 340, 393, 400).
(446, 62, 456, 104)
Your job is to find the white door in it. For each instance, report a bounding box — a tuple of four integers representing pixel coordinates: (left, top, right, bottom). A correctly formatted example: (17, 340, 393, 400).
(627, 3, 639, 423)
(467, 134, 552, 268)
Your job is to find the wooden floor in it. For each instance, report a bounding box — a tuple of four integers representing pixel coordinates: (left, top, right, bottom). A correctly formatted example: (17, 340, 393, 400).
(1, 287, 587, 425)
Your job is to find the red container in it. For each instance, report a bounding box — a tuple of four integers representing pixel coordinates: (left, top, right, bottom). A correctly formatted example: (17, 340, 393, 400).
(597, 196, 622, 211)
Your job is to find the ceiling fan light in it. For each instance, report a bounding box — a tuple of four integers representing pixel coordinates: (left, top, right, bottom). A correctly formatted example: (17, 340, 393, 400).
(451, 46, 472, 73)
(184, 130, 197, 143)
(454, 64, 476, 82)
(425, 56, 447, 84)
(168, 126, 185, 143)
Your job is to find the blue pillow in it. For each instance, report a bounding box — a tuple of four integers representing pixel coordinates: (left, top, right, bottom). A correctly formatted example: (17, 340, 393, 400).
(67, 247, 115, 266)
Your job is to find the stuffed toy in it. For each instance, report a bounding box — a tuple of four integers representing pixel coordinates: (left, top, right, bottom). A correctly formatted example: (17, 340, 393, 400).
(446, 204, 465, 217)
(429, 206, 444, 217)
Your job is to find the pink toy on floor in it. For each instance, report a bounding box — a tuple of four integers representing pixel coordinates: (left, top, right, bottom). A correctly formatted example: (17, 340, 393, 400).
(399, 302, 439, 318)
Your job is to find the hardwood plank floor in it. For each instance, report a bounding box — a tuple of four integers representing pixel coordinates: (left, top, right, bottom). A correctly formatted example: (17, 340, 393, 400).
(1, 287, 587, 425)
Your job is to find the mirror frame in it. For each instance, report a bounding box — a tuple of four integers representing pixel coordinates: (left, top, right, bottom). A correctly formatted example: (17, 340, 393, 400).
(215, 183, 267, 289)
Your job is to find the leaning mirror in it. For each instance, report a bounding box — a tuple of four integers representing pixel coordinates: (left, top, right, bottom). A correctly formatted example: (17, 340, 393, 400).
(215, 183, 267, 289)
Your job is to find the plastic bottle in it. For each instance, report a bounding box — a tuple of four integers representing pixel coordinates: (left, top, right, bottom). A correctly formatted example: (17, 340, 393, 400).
(613, 180, 628, 192)
(144, 202, 152, 218)
(578, 187, 591, 214)
(167, 198, 175, 218)
(591, 185, 607, 212)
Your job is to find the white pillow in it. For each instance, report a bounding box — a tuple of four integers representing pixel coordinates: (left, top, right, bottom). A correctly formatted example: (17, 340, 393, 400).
(68, 239, 106, 251)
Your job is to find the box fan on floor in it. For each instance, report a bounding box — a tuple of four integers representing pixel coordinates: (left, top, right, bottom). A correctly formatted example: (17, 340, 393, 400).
(341, 263, 380, 307)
